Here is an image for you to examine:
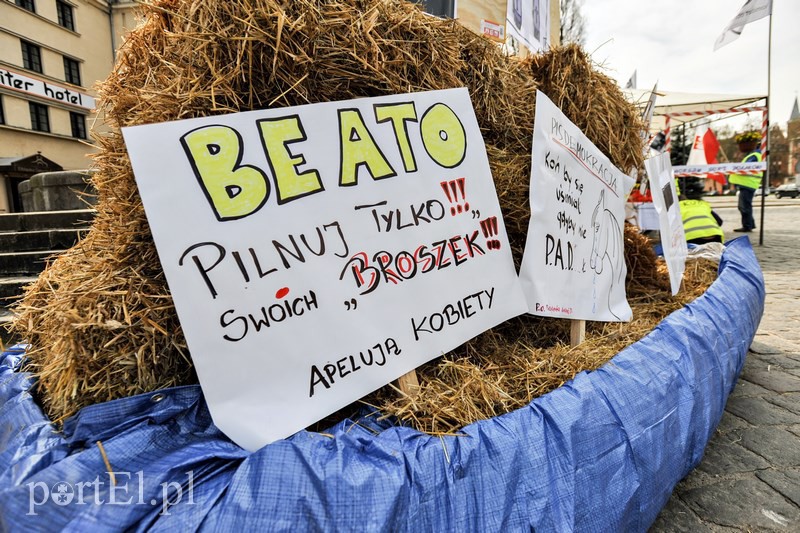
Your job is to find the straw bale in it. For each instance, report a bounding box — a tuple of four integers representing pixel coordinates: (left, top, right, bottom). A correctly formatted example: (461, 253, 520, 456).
(365, 249, 718, 434)
(11, 0, 681, 433)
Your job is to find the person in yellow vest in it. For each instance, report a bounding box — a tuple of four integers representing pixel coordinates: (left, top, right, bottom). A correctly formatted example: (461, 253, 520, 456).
(728, 130, 763, 232)
(680, 179, 724, 244)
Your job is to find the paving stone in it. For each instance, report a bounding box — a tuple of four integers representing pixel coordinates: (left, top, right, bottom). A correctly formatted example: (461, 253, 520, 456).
(681, 478, 800, 530)
(696, 438, 770, 476)
(750, 340, 785, 355)
(739, 367, 800, 393)
(728, 378, 772, 399)
(725, 396, 800, 426)
(737, 426, 800, 467)
(714, 411, 750, 434)
(756, 469, 800, 508)
(650, 496, 713, 532)
(748, 351, 800, 370)
(765, 393, 800, 416)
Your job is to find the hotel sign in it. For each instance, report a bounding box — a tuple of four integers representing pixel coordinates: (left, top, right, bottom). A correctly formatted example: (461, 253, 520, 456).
(0, 65, 95, 110)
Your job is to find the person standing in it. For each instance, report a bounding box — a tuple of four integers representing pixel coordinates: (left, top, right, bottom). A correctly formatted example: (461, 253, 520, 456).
(728, 131, 763, 232)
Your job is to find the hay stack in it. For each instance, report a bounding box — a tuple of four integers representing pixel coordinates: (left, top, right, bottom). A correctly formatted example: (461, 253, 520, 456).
(13, 0, 654, 427)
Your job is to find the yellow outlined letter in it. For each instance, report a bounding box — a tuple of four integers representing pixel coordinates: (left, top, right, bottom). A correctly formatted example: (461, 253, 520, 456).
(374, 102, 418, 173)
(420, 103, 466, 169)
(339, 108, 396, 187)
(257, 115, 324, 205)
(181, 125, 269, 221)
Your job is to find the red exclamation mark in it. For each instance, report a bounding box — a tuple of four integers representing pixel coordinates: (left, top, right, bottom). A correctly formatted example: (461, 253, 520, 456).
(457, 177, 469, 212)
(479, 216, 501, 250)
(449, 181, 460, 214)
(441, 181, 456, 216)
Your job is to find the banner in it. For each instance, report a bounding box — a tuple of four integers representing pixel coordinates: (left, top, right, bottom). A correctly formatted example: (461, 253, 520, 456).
(122, 88, 528, 451)
(645, 153, 686, 295)
(506, 0, 550, 54)
(520, 91, 634, 322)
(0, 65, 95, 110)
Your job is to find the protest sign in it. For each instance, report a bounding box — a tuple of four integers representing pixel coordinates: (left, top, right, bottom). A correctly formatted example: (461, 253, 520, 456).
(520, 91, 634, 322)
(122, 88, 527, 451)
(506, 0, 550, 54)
(645, 153, 687, 295)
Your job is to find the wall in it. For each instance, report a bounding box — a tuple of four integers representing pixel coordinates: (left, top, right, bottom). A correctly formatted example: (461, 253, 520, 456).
(0, 0, 137, 210)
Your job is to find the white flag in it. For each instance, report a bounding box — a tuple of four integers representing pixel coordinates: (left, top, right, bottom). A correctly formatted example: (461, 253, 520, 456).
(641, 82, 658, 133)
(714, 0, 772, 50)
(625, 70, 637, 89)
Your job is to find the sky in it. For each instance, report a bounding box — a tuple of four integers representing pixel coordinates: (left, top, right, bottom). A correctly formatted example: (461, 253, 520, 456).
(580, 0, 798, 132)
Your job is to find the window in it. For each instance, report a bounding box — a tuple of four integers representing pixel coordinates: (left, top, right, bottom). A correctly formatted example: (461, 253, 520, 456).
(416, 0, 454, 18)
(63, 56, 81, 85)
(29, 102, 49, 133)
(56, 1, 75, 31)
(21, 41, 42, 73)
(0, 97, 5, 125)
(70, 111, 86, 139)
(15, 0, 35, 13)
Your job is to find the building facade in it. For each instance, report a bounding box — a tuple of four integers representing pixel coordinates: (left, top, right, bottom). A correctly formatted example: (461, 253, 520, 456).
(0, 0, 137, 212)
(787, 97, 800, 181)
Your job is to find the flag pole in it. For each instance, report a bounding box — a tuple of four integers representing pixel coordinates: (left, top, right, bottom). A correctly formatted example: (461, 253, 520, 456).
(758, 4, 773, 246)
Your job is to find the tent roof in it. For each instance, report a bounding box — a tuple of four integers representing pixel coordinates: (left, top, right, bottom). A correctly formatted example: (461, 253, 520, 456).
(623, 88, 766, 132)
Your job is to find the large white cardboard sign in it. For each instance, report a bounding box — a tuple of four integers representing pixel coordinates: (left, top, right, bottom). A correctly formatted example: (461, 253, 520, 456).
(122, 88, 527, 451)
(506, 0, 551, 53)
(520, 91, 635, 322)
(645, 153, 687, 295)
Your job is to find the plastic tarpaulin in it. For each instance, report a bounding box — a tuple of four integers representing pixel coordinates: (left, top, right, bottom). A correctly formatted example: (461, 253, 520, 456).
(0, 237, 764, 531)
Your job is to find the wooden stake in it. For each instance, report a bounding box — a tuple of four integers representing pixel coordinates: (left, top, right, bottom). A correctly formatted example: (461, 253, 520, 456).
(396, 369, 420, 396)
(570, 319, 586, 347)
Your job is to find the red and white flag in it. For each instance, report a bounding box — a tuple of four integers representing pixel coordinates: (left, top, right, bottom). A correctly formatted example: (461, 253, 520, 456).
(714, 0, 772, 50)
(702, 129, 726, 185)
(687, 126, 709, 166)
(687, 126, 726, 185)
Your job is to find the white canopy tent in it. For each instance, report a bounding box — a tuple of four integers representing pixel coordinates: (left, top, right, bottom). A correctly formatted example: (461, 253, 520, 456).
(623, 88, 767, 133)
(624, 88, 771, 245)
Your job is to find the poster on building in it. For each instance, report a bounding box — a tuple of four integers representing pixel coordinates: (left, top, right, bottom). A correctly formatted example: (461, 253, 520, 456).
(519, 91, 635, 322)
(122, 88, 528, 451)
(506, 0, 550, 53)
(456, 0, 508, 42)
(645, 153, 686, 295)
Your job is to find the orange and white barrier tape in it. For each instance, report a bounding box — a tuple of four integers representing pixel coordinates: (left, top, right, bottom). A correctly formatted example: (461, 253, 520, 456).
(663, 105, 769, 155)
(672, 162, 766, 176)
(665, 106, 767, 118)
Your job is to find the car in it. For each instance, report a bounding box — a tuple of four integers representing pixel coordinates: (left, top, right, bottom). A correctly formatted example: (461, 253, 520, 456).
(736, 186, 773, 197)
(775, 183, 799, 199)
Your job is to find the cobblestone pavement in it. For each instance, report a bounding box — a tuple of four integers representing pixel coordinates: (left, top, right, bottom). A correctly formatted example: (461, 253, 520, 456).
(652, 197, 800, 532)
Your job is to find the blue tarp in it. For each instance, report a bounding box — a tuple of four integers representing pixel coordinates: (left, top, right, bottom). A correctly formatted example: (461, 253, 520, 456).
(0, 237, 764, 531)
